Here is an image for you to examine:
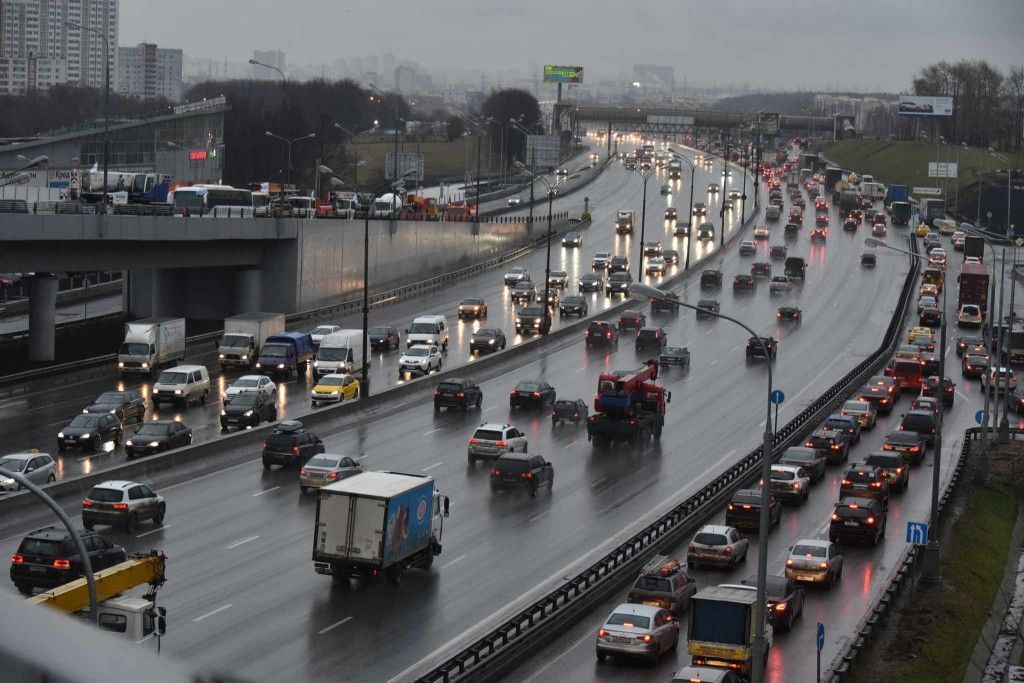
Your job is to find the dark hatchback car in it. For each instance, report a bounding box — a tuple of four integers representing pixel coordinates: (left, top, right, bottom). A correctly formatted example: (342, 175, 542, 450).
(619, 309, 647, 330)
(628, 556, 697, 617)
(829, 497, 886, 546)
(921, 375, 955, 407)
(858, 376, 900, 414)
(83, 390, 146, 424)
(489, 453, 554, 497)
(559, 295, 588, 317)
(11, 526, 127, 595)
(262, 420, 325, 469)
(578, 272, 604, 292)
(605, 271, 633, 296)
(434, 378, 482, 412)
(57, 413, 122, 452)
(552, 399, 588, 426)
(510, 380, 556, 410)
(746, 336, 777, 360)
(733, 274, 756, 292)
(779, 446, 826, 482)
(696, 299, 720, 318)
(725, 488, 781, 532)
(839, 464, 890, 508)
(124, 420, 192, 459)
(919, 306, 942, 327)
(882, 430, 927, 465)
(470, 328, 507, 354)
(220, 392, 277, 431)
(751, 262, 772, 278)
(636, 327, 668, 351)
(805, 428, 850, 464)
(368, 326, 400, 351)
(864, 451, 910, 492)
(962, 354, 988, 378)
(861, 253, 877, 267)
(741, 575, 805, 632)
(701, 269, 723, 288)
(900, 409, 937, 445)
(586, 321, 619, 347)
(516, 306, 551, 335)
(608, 256, 630, 274)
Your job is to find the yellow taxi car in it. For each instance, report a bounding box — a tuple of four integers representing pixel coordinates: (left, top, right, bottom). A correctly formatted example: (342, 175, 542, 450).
(915, 223, 933, 237)
(908, 326, 934, 344)
(919, 283, 940, 299)
(310, 373, 360, 406)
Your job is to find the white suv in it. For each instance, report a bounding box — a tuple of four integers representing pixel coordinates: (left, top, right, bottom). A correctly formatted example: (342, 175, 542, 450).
(467, 423, 528, 464)
(398, 345, 441, 376)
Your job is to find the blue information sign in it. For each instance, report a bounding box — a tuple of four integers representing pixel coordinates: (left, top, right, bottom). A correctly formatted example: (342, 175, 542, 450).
(771, 389, 785, 405)
(976, 409, 986, 425)
(817, 622, 825, 652)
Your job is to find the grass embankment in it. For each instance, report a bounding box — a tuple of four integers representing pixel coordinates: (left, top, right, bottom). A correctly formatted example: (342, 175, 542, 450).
(822, 140, 1024, 199)
(347, 138, 473, 186)
(850, 482, 1018, 683)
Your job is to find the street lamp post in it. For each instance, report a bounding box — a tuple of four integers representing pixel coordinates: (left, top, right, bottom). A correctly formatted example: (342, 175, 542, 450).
(721, 134, 731, 249)
(635, 165, 655, 280)
(514, 161, 556, 334)
(629, 282, 775, 683)
(668, 149, 697, 270)
(866, 236, 945, 583)
(248, 58, 286, 83)
(989, 149, 1017, 234)
(67, 20, 109, 209)
(963, 229, 1001, 480)
(265, 131, 315, 186)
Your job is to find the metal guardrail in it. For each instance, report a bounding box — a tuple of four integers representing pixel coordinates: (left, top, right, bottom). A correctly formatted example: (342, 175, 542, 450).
(825, 426, 985, 681)
(414, 235, 921, 682)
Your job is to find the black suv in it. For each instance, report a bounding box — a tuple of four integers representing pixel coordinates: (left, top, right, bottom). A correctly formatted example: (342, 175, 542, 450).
(882, 430, 927, 465)
(650, 291, 681, 313)
(262, 420, 325, 469)
(608, 256, 630, 274)
(921, 375, 955, 407)
(701, 269, 723, 288)
(751, 262, 772, 278)
(516, 306, 551, 335)
(864, 451, 910, 492)
(586, 321, 619, 347)
(627, 555, 697, 617)
(829, 497, 886, 546)
(839, 464, 891, 508)
(221, 392, 277, 431)
(471, 328, 506, 354)
(368, 326, 400, 351)
(552, 399, 588, 426)
(489, 452, 554, 497)
(559, 295, 588, 317)
(635, 327, 668, 351)
(899, 410, 937, 445)
(510, 380, 555, 410)
(125, 419, 192, 459)
(434, 378, 483, 412)
(11, 526, 127, 595)
(805, 427, 851, 464)
(619, 310, 647, 330)
(578, 273, 603, 292)
(724, 488, 781, 532)
(746, 336, 778, 360)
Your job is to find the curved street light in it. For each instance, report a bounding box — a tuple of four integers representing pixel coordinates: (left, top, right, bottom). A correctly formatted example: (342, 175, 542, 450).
(265, 131, 315, 186)
(629, 281, 776, 680)
(514, 160, 557, 334)
(633, 164, 657, 281)
(666, 148, 698, 270)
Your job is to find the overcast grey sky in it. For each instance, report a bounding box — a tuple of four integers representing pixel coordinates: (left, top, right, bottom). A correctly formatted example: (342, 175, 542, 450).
(123, 0, 1023, 91)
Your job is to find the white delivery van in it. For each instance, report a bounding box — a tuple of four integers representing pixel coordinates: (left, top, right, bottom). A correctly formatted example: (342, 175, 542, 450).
(313, 329, 365, 377)
(151, 364, 211, 408)
(405, 315, 449, 350)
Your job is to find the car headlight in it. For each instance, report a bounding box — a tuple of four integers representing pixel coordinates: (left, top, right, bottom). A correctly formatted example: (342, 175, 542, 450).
(406, 339, 412, 345)
(80, 433, 91, 439)
(219, 354, 225, 359)
(125, 439, 133, 447)
(141, 363, 149, 369)
(277, 364, 285, 369)
(149, 441, 160, 447)
(244, 410, 254, 417)
(488, 339, 495, 344)
(58, 431, 64, 438)
(174, 389, 182, 395)
(118, 362, 125, 368)
(313, 360, 320, 367)
(82, 409, 89, 414)
(221, 410, 227, 416)
(0, 477, 13, 486)
(516, 318, 522, 324)
(241, 355, 248, 361)
(109, 409, 117, 414)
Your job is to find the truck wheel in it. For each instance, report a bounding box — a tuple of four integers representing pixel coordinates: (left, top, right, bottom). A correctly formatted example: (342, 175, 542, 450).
(386, 564, 404, 585)
(200, 390, 208, 405)
(262, 459, 271, 470)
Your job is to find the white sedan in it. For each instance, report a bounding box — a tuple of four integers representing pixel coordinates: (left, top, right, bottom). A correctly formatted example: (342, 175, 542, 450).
(398, 345, 442, 377)
(223, 375, 277, 400)
(645, 257, 667, 275)
(769, 275, 792, 293)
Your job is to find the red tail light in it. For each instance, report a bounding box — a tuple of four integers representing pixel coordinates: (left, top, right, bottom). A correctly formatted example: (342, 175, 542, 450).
(292, 446, 300, 455)
(495, 441, 507, 448)
(727, 504, 734, 511)
(841, 479, 851, 485)
(723, 546, 733, 555)
(457, 392, 465, 398)
(263, 441, 270, 450)
(910, 446, 920, 452)
(533, 392, 541, 398)
(11, 554, 23, 564)
(53, 559, 71, 570)
(871, 481, 882, 488)
(606, 332, 612, 338)
(774, 603, 787, 612)
(299, 469, 307, 476)
(688, 544, 696, 552)
(327, 472, 339, 479)
(113, 503, 128, 511)
(831, 513, 839, 521)
(434, 390, 441, 396)
(522, 471, 534, 479)
(866, 516, 876, 525)
(786, 559, 793, 566)
(820, 562, 829, 569)
(82, 500, 93, 507)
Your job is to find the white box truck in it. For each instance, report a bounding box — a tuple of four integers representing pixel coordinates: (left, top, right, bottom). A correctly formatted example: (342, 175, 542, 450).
(312, 471, 450, 584)
(312, 328, 364, 377)
(765, 205, 781, 221)
(117, 318, 185, 377)
(218, 312, 286, 371)
(860, 181, 886, 200)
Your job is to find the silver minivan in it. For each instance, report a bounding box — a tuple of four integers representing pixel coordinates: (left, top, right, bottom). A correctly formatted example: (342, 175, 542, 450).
(151, 364, 211, 408)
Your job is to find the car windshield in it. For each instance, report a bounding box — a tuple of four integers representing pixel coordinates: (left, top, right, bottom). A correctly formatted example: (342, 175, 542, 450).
(694, 532, 728, 546)
(156, 372, 187, 384)
(68, 415, 102, 428)
(772, 470, 796, 481)
(87, 487, 124, 503)
(550, 271, 567, 278)
(408, 323, 437, 334)
(635, 576, 671, 592)
(462, 299, 483, 305)
(306, 456, 344, 469)
(508, 268, 524, 275)
(0, 458, 27, 472)
(595, 253, 609, 259)
(824, 418, 851, 430)
(262, 346, 289, 358)
(866, 454, 900, 468)
(119, 342, 150, 355)
(902, 414, 932, 431)
(846, 470, 875, 483)
(137, 423, 173, 436)
(233, 378, 259, 388)
(792, 544, 826, 558)
(369, 327, 391, 335)
(228, 394, 259, 406)
(94, 392, 126, 404)
(607, 613, 650, 629)
(221, 335, 250, 348)
(472, 429, 503, 441)
(405, 348, 430, 357)
(311, 327, 336, 336)
(18, 538, 62, 557)
(474, 329, 499, 338)
(843, 401, 867, 412)
(887, 432, 918, 445)
(317, 348, 349, 361)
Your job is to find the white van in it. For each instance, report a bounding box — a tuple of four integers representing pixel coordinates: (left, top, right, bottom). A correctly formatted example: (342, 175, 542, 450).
(406, 315, 449, 350)
(313, 330, 364, 377)
(151, 364, 211, 408)
(765, 205, 781, 221)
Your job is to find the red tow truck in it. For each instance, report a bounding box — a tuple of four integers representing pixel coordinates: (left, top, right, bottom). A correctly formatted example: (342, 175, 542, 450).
(586, 360, 671, 446)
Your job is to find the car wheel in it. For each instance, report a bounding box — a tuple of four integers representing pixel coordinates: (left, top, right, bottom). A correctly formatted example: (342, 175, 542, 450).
(125, 512, 138, 533)
(47, 473, 55, 483)
(301, 486, 309, 494)
(596, 652, 606, 662)
(83, 520, 94, 530)
(262, 459, 271, 470)
(15, 583, 33, 596)
(154, 504, 166, 525)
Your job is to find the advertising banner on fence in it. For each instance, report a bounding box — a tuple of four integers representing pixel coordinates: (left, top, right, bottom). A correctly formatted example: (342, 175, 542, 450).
(898, 95, 954, 117)
(543, 65, 584, 84)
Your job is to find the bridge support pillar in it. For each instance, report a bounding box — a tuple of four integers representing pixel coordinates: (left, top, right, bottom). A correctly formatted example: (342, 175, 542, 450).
(150, 268, 179, 318)
(26, 273, 58, 362)
(234, 268, 263, 312)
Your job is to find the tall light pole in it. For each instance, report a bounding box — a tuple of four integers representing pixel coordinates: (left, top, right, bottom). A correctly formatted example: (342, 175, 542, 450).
(248, 58, 286, 83)
(866, 236, 945, 583)
(629, 282, 775, 683)
(67, 20, 109, 210)
(667, 148, 697, 269)
(988, 148, 1017, 234)
(720, 133, 731, 249)
(265, 131, 315, 186)
(634, 164, 656, 281)
(369, 83, 405, 220)
(514, 161, 556, 334)
(510, 118, 536, 225)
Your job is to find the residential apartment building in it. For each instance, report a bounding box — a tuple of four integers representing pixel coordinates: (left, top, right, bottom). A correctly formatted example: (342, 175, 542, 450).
(117, 42, 182, 101)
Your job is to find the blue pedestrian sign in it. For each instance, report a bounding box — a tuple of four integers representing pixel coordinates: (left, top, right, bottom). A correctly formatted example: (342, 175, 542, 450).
(976, 409, 987, 425)
(906, 521, 929, 545)
(817, 622, 825, 652)
(771, 389, 785, 405)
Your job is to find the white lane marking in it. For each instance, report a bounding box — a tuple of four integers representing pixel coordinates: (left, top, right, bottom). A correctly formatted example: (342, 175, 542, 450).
(730, 344, 739, 351)
(562, 440, 577, 450)
(423, 428, 443, 436)
(956, 389, 970, 401)
(136, 525, 169, 538)
(441, 554, 467, 570)
(483, 404, 499, 412)
(528, 511, 548, 523)
(422, 461, 443, 471)
(193, 604, 232, 622)
(318, 616, 353, 635)
(575, 367, 586, 373)
(251, 486, 280, 497)
(591, 476, 607, 488)
(710, 359, 719, 366)
(353, 454, 369, 461)
(226, 535, 260, 549)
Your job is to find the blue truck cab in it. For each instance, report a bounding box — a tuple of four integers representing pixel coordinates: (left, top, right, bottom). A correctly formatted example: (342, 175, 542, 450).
(255, 331, 314, 379)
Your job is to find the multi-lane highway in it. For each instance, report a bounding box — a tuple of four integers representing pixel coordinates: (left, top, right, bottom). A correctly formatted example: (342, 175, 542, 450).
(0, 144, 920, 682)
(0, 145, 746, 481)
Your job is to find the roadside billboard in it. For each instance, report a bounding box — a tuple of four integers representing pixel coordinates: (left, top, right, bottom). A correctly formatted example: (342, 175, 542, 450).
(543, 65, 584, 84)
(525, 135, 560, 169)
(758, 112, 780, 136)
(928, 162, 958, 179)
(898, 95, 954, 117)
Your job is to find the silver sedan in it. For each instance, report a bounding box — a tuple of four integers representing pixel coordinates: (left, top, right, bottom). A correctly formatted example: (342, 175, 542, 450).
(595, 603, 679, 664)
(785, 538, 844, 586)
(299, 454, 363, 492)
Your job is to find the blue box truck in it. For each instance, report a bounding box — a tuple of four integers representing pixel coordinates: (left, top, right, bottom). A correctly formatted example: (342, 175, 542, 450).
(312, 471, 450, 584)
(254, 331, 314, 379)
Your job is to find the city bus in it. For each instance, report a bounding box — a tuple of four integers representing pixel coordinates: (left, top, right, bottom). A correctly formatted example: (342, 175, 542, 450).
(168, 185, 254, 217)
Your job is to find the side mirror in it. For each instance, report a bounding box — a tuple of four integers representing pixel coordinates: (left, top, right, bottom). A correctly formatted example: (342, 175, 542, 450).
(666, 391, 672, 404)
(24, 467, 35, 474)
(788, 544, 794, 551)
(442, 496, 450, 518)
(156, 606, 167, 636)
(405, 329, 409, 334)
